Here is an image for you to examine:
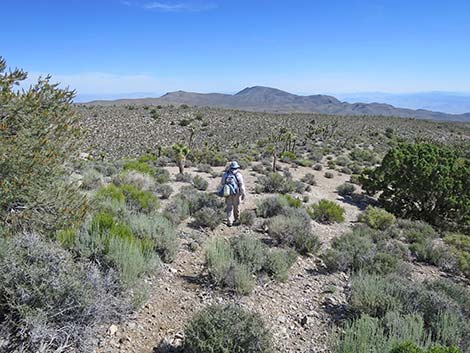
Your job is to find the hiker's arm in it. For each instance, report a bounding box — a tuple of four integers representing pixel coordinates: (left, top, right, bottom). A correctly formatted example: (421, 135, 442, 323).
(238, 173, 247, 199)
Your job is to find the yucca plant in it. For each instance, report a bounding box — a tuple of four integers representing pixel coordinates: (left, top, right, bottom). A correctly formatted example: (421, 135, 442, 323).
(172, 143, 191, 174)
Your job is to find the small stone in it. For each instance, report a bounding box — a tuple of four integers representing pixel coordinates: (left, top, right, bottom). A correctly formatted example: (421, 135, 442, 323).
(108, 324, 119, 336)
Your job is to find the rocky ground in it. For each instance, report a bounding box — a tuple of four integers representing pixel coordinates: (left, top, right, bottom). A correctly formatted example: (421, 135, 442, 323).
(94, 164, 363, 353)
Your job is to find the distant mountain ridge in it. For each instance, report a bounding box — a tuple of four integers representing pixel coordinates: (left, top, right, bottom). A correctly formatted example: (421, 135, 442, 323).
(86, 86, 470, 122)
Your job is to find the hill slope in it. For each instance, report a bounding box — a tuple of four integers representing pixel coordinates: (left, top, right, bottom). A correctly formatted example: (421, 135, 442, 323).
(86, 86, 470, 122)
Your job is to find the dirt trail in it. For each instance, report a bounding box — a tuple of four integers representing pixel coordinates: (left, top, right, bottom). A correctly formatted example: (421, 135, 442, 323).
(96, 164, 364, 353)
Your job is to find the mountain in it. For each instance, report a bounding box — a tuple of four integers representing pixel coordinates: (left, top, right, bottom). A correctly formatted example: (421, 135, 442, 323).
(86, 86, 470, 122)
(337, 91, 470, 115)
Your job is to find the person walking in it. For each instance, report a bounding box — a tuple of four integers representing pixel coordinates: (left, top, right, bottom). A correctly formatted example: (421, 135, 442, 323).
(220, 161, 246, 226)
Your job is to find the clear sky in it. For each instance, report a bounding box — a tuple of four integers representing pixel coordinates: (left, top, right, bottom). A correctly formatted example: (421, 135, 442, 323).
(2, 0, 470, 100)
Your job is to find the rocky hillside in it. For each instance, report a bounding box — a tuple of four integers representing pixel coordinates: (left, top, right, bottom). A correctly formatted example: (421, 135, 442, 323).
(85, 86, 470, 122)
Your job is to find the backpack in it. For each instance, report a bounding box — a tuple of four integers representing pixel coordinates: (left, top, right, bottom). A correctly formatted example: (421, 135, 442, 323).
(222, 170, 239, 197)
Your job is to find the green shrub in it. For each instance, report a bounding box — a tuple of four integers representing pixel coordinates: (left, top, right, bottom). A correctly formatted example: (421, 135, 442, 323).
(184, 304, 272, 353)
(309, 199, 345, 224)
(301, 173, 317, 185)
(410, 240, 457, 271)
(240, 210, 256, 226)
(114, 170, 155, 191)
(337, 182, 356, 196)
(122, 160, 154, 175)
(227, 263, 255, 295)
(264, 248, 297, 281)
(192, 175, 209, 191)
(163, 195, 191, 225)
(313, 163, 323, 171)
(268, 209, 320, 254)
(0, 233, 126, 352)
(323, 230, 376, 272)
(444, 233, 470, 278)
(256, 172, 295, 194)
(176, 172, 193, 183)
(360, 143, 470, 230)
(282, 194, 302, 208)
(325, 171, 334, 178)
(256, 196, 289, 218)
(206, 238, 234, 284)
(397, 219, 438, 244)
(296, 159, 313, 167)
(128, 213, 179, 262)
(231, 235, 267, 273)
(80, 168, 104, 190)
(95, 184, 126, 204)
(121, 184, 159, 212)
(155, 184, 173, 199)
(0, 59, 88, 235)
(154, 167, 171, 184)
(193, 207, 224, 229)
(359, 206, 396, 230)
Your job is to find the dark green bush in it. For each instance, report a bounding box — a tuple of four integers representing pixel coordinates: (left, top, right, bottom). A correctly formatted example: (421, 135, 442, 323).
(264, 248, 297, 281)
(361, 143, 470, 230)
(163, 195, 190, 225)
(325, 171, 334, 178)
(155, 184, 173, 199)
(309, 199, 345, 224)
(0, 59, 88, 235)
(444, 233, 470, 278)
(184, 304, 272, 353)
(230, 235, 267, 273)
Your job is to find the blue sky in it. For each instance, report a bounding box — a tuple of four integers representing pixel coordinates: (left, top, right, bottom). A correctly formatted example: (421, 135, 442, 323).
(2, 0, 470, 100)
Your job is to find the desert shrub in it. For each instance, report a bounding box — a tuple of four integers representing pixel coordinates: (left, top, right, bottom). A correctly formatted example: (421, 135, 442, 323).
(225, 263, 255, 295)
(0, 233, 125, 352)
(397, 219, 438, 244)
(325, 171, 334, 178)
(96, 184, 126, 203)
(193, 207, 224, 229)
(196, 163, 213, 173)
(313, 163, 323, 171)
(346, 272, 470, 351)
(337, 182, 356, 196)
(389, 342, 461, 353)
(301, 172, 317, 185)
(81, 168, 104, 190)
(359, 206, 396, 230)
(137, 153, 157, 163)
(0, 59, 88, 235)
(155, 184, 173, 199)
(350, 174, 362, 185)
(154, 167, 171, 184)
(296, 158, 313, 167)
(360, 143, 470, 230)
(192, 175, 209, 191)
(122, 160, 154, 175)
(264, 248, 297, 281)
(336, 155, 351, 166)
(256, 172, 295, 194)
(444, 233, 470, 277)
(231, 235, 267, 273)
(120, 184, 159, 213)
(163, 196, 191, 225)
(184, 304, 272, 353)
(114, 170, 155, 191)
(327, 160, 337, 169)
(127, 213, 179, 262)
(322, 229, 376, 272)
(182, 190, 224, 214)
(176, 172, 193, 183)
(410, 239, 457, 271)
(282, 194, 303, 208)
(332, 313, 432, 353)
(205, 238, 233, 285)
(240, 210, 256, 226)
(268, 209, 320, 254)
(309, 199, 345, 224)
(340, 166, 353, 174)
(256, 196, 289, 218)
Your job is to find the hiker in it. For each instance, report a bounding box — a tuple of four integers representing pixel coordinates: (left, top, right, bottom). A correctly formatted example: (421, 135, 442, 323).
(219, 161, 246, 226)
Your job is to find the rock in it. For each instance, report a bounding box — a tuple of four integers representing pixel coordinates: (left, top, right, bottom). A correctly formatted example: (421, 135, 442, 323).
(300, 315, 308, 327)
(108, 324, 119, 336)
(79, 152, 91, 160)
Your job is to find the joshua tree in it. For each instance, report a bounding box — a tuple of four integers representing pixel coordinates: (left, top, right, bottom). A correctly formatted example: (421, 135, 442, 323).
(172, 143, 190, 174)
